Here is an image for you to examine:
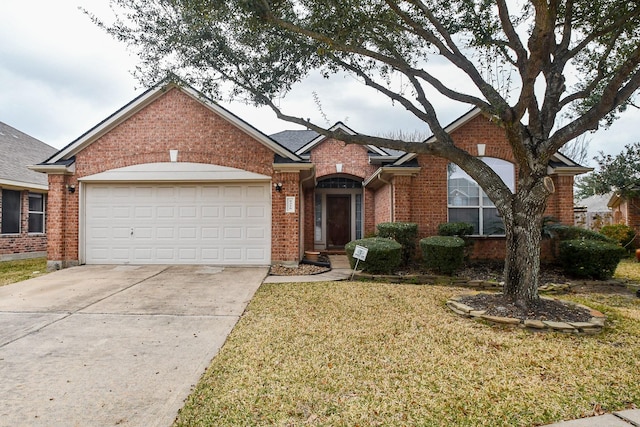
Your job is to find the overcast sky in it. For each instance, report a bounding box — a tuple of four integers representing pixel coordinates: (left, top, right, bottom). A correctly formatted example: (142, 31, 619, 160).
(1, 0, 639, 167)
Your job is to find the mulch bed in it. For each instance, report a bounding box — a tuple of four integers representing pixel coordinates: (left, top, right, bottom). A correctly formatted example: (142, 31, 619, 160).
(269, 263, 331, 276)
(270, 259, 637, 322)
(456, 293, 593, 322)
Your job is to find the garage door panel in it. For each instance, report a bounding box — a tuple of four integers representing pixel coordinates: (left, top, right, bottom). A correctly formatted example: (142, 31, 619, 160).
(85, 183, 271, 265)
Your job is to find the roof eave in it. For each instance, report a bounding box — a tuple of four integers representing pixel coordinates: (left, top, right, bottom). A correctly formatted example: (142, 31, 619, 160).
(46, 81, 301, 164)
(28, 163, 76, 175)
(0, 178, 48, 191)
(363, 166, 421, 190)
(547, 166, 593, 176)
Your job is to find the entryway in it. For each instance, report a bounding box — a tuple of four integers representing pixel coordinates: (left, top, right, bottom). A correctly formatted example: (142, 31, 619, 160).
(313, 176, 363, 250)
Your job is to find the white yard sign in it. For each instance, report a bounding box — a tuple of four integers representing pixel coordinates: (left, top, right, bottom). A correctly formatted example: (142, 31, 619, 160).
(353, 245, 368, 261)
(351, 245, 368, 279)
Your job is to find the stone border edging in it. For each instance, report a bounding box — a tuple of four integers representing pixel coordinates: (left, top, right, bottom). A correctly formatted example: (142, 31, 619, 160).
(447, 293, 606, 334)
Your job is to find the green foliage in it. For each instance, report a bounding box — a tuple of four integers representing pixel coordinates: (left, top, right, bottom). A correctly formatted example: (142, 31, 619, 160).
(586, 142, 640, 198)
(558, 239, 625, 280)
(345, 237, 402, 275)
(420, 236, 465, 275)
(437, 222, 474, 237)
(376, 222, 418, 265)
(600, 224, 637, 250)
(546, 224, 614, 242)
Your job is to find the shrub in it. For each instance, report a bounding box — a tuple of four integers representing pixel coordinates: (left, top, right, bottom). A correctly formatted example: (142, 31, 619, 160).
(437, 222, 474, 237)
(558, 239, 625, 280)
(600, 224, 637, 250)
(377, 222, 418, 265)
(420, 236, 466, 275)
(345, 237, 403, 274)
(546, 224, 614, 242)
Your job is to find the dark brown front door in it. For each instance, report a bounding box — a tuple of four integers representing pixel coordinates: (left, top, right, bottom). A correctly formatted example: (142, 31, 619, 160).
(327, 195, 351, 248)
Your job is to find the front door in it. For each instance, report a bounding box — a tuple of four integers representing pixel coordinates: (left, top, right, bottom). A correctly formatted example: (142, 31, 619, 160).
(326, 195, 351, 248)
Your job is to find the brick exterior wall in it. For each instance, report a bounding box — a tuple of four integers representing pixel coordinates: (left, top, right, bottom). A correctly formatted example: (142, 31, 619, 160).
(0, 188, 47, 260)
(373, 185, 392, 225)
(547, 175, 576, 225)
(45, 88, 579, 266)
(393, 114, 574, 261)
(271, 171, 301, 262)
(46, 87, 300, 266)
(310, 139, 378, 180)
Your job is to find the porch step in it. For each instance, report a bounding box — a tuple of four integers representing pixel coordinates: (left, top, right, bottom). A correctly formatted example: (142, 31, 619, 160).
(328, 255, 351, 269)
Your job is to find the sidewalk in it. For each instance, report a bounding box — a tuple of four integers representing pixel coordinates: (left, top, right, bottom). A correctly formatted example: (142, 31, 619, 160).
(541, 410, 640, 426)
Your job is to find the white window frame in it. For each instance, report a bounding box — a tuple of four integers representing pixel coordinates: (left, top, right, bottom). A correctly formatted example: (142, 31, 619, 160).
(28, 192, 46, 234)
(447, 157, 515, 236)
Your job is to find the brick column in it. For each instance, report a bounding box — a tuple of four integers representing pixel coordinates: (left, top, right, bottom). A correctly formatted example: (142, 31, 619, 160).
(45, 175, 66, 270)
(271, 172, 301, 264)
(392, 175, 413, 222)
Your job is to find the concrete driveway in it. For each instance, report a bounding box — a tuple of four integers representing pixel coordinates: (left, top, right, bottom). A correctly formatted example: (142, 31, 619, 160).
(0, 265, 267, 427)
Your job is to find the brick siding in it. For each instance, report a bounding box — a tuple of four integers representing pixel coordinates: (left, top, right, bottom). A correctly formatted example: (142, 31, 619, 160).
(47, 87, 299, 266)
(0, 188, 47, 260)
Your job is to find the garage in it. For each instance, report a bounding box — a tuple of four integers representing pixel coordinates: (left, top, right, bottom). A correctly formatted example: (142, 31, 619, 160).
(80, 163, 272, 265)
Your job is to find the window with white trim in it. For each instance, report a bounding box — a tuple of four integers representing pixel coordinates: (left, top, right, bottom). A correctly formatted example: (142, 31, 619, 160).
(447, 158, 515, 235)
(28, 193, 45, 233)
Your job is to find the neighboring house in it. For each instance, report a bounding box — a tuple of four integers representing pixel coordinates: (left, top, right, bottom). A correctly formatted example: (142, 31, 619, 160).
(32, 80, 589, 270)
(0, 122, 57, 261)
(574, 193, 613, 230)
(608, 193, 640, 229)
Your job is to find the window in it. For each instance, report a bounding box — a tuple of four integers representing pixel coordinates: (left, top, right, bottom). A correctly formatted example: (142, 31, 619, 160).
(447, 158, 515, 235)
(28, 193, 45, 233)
(1, 189, 21, 234)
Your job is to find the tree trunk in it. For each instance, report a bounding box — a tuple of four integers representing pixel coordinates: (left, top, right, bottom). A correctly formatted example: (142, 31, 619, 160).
(502, 186, 548, 309)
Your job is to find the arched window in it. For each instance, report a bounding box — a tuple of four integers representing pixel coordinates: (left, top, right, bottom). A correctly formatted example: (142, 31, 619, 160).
(447, 158, 515, 235)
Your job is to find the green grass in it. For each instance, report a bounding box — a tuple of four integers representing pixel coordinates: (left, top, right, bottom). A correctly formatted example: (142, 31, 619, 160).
(614, 257, 640, 283)
(0, 257, 48, 286)
(174, 279, 640, 427)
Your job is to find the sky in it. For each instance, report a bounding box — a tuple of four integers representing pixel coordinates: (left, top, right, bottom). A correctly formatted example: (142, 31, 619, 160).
(1, 0, 639, 167)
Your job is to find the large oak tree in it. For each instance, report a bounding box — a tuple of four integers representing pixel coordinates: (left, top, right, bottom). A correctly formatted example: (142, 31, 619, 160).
(97, 0, 640, 308)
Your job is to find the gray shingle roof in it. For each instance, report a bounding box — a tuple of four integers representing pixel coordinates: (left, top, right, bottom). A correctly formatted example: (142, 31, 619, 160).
(269, 130, 319, 152)
(0, 122, 57, 188)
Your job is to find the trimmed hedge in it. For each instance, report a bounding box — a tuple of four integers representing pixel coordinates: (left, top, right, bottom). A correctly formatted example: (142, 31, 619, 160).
(377, 222, 418, 265)
(420, 236, 465, 275)
(546, 224, 614, 243)
(437, 222, 474, 237)
(558, 239, 625, 280)
(345, 237, 403, 274)
(600, 224, 636, 250)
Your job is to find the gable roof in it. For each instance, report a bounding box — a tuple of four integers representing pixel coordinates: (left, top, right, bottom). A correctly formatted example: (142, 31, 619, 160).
(0, 121, 57, 190)
(393, 107, 592, 175)
(38, 79, 300, 168)
(270, 129, 319, 153)
(294, 122, 391, 157)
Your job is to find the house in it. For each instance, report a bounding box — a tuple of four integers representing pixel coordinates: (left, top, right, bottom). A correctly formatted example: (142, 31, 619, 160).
(574, 193, 613, 230)
(608, 193, 640, 230)
(0, 121, 57, 261)
(32, 80, 589, 270)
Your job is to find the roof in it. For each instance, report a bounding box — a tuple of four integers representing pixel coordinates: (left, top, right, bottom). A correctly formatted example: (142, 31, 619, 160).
(270, 130, 319, 152)
(393, 108, 592, 175)
(37, 78, 300, 168)
(0, 121, 57, 189)
(575, 193, 614, 211)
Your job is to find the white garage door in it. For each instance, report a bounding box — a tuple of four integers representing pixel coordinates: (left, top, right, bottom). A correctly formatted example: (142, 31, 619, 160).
(84, 183, 271, 265)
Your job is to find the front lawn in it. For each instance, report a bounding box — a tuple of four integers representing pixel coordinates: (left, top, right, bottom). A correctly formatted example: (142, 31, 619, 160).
(174, 279, 640, 426)
(0, 257, 48, 286)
